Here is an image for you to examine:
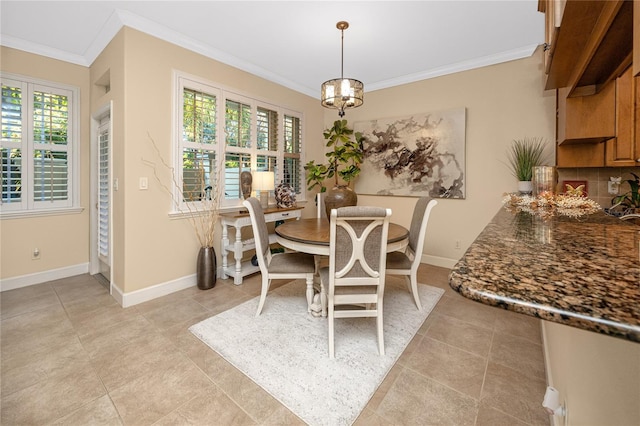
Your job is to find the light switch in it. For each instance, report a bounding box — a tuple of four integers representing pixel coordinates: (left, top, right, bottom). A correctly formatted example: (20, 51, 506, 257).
(113, 178, 119, 191)
(139, 177, 148, 190)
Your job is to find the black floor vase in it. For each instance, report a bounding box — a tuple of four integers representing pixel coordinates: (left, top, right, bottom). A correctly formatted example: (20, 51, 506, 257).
(197, 246, 217, 290)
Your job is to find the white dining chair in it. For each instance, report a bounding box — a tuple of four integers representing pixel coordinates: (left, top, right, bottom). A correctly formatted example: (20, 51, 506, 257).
(319, 206, 391, 359)
(243, 198, 316, 316)
(385, 197, 437, 310)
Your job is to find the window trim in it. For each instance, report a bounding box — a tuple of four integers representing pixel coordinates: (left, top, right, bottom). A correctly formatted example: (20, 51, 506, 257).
(0, 72, 81, 219)
(172, 70, 305, 214)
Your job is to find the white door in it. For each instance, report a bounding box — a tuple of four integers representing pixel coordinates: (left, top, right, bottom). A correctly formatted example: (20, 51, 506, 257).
(96, 115, 111, 285)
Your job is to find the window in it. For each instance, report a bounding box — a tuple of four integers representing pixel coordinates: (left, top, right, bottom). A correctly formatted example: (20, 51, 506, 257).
(181, 87, 217, 203)
(1, 74, 79, 216)
(175, 72, 304, 210)
(283, 114, 302, 191)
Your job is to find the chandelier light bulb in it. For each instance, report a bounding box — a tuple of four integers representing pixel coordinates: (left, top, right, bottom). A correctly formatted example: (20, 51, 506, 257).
(341, 79, 351, 99)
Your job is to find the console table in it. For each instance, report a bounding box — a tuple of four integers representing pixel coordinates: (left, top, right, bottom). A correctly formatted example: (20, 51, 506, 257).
(220, 205, 304, 285)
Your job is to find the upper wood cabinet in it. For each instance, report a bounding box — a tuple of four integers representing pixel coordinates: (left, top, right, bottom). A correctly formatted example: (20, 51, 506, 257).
(606, 66, 640, 166)
(635, 0, 640, 76)
(541, 0, 633, 96)
(557, 81, 615, 144)
(557, 65, 640, 167)
(543, 0, 639, 167)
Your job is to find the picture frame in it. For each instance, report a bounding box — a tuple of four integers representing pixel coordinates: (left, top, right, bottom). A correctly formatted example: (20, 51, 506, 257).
(354, 108, 466, 198)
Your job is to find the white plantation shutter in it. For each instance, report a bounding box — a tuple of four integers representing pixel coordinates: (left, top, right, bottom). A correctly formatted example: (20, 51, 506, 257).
(283, 114, 302, 193)
(225, 99, 251, 148)
(32, 89, 70, 206)
(257, 106, 278, 151)
(1, 81, 24, 208)
(180, 82, 219, 208)
(175, 71, 305, 209)
(1, 74, 78, 215)
(98, 119, 109, 259)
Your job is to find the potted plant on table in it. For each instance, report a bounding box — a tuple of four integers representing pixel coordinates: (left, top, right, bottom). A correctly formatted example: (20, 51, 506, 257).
(304, 119, 364, 218)
(505, 137, 548, 194)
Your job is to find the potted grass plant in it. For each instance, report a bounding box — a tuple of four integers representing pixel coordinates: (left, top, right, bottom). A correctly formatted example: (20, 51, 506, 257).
(506, 137, 548, 194)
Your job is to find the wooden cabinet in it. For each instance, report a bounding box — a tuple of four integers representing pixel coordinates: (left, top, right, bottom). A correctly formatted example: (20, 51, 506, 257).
(540, 0, 565, 74)
(545, 0, 638, 167)
(557, 66, 640, 167)
(557, 143, 605, 168)
(557, 82, 615, 144)
(635, 0, 640, 76)
(541, 0, 633, 95)
(606, 66, 640, 166)
(556, 80, 613, 167)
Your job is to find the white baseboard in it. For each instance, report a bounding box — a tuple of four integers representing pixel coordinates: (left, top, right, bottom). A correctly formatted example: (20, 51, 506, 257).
(1, 264, 216, 309)
(0, 263, 89, 292)
(422, 254, 458, 269)
(110, 282, 125, 306)
(118, 273, 197, 308)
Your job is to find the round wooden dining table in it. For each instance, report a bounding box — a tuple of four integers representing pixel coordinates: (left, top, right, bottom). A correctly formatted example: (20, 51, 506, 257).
(275, 218, 409, 256)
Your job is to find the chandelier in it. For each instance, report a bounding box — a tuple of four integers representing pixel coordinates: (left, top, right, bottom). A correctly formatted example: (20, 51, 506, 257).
(321, 21, 364, 117)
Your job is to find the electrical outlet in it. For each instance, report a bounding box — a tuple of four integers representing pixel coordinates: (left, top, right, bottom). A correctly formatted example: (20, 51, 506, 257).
(32, 248, 41, 260)
(454, 240, 461, 250)
(609, 177, 621, 195)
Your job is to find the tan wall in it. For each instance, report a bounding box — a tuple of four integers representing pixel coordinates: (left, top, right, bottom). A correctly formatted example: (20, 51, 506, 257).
(328, 49, 556, 263)
(90, 30, 126, 288)
(112, 28, 323, 293)
(0, 47, 91, 280)
(542, 321, 640, 425)
(1, 33, 555, 293)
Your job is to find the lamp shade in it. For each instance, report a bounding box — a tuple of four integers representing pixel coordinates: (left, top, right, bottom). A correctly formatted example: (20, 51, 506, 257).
(321, 78, 364, 116)
(321, 21, 364, 117)
(253, 171, 275, 191)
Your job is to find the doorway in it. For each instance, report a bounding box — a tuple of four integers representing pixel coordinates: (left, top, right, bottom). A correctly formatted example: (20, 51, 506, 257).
(91, 105, 113, 291)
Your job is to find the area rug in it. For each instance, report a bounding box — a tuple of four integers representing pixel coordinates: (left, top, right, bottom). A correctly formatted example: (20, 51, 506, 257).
(189, 281, 444, 426)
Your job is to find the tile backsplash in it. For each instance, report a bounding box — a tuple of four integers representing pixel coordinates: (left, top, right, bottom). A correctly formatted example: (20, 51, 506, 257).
(558, 167, 640, 208)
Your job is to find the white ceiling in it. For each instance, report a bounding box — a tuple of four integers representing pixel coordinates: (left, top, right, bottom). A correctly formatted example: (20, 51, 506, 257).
(0, 1, 544, 99)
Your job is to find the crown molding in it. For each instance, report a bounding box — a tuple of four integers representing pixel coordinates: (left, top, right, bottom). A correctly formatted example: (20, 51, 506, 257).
(367, 44, 540, 92)
(1, 8, 539, 100)
(1, 34, 90, 67)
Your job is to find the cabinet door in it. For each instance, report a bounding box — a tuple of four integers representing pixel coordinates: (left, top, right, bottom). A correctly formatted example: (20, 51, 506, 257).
(606, 66, 638, 166)
(557, 143, 605, 167)
(635, 0, 640, 77)
(557, 83, 615, 144)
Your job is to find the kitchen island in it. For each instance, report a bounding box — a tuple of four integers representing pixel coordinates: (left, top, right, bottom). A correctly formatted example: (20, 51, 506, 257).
(449, 206, 639, 426)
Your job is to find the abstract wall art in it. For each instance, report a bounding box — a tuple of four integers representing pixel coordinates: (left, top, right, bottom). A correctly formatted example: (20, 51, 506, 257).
(354, 108, 466, 198)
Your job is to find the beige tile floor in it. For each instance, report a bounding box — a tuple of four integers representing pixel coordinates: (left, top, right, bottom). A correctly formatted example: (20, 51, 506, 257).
(1, 265, 550, 425)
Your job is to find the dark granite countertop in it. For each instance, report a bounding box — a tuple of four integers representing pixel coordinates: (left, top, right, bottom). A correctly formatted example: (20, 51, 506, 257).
(449, 207, 640, 342)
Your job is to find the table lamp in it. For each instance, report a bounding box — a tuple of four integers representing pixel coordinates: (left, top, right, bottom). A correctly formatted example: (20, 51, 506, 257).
(253, 171, 275, 208)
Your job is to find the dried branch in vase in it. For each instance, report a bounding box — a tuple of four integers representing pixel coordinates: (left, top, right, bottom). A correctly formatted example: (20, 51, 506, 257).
(142, 133, 222, 248)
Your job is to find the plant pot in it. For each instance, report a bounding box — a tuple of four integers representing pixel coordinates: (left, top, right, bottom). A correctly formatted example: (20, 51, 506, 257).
(197, 246, 217, 290)
(324, 185, 358, 219)
(518, 181, 533, 195)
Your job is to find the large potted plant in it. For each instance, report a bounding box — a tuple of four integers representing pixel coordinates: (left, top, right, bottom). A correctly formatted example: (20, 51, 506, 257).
(505, 137, 548, 194)
(304, 119, 364, 218)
